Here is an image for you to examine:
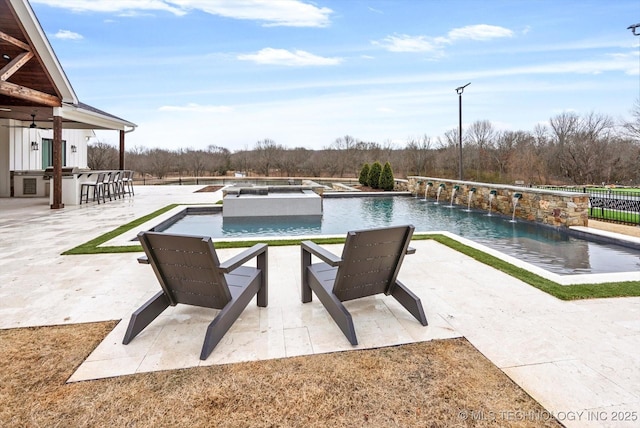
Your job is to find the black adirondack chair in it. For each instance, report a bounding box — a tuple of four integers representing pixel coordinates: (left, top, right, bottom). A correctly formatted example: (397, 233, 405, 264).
(301, 225, 427, 345)
(123, 231, 268, 360)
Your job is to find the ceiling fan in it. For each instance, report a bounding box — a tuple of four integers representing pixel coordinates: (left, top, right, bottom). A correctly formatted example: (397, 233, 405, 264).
(2, 113, 51, 129)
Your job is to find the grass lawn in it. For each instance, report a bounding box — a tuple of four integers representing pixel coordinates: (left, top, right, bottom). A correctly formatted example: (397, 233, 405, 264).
(588, 208, 640, 224)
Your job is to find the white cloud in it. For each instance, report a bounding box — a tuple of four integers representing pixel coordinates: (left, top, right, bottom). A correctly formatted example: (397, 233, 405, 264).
(607, 51, 640, 75)
(53, 29, 83, 40)
(31, 0, 332, 27)
(373, 24, 514, 55)
(32, 0, 186, 16)
(447, 24, 514, 41)
(176, 0, 332, 27)
(372, 34, 443, 53)
(158, 103, 233, 113)
(237, 48, 342, 66)
(490, 57, 638, 77)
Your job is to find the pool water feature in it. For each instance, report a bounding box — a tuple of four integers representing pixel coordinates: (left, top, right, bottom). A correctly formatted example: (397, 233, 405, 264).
(223, 188, 322, 217)
(158, 196, 640, 276)
(466, 188, 475, 212)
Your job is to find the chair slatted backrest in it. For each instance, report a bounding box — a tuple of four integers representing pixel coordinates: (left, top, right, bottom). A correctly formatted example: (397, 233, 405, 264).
(138, 232, 232, 309)
(112, 171, 121, 190)
(333, 225, 414, 302)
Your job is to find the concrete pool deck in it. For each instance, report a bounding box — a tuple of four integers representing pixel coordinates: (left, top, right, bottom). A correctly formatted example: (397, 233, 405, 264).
(1, 185, 639, 427)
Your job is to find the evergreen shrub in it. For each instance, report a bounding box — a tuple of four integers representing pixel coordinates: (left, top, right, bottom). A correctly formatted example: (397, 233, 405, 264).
(380, 161, 395, 190)
(368, 161, 382, 189)
(359, 163, 370, 186)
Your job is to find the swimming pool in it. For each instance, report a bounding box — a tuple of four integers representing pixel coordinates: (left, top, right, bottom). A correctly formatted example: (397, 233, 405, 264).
(159, 196, 640, 276)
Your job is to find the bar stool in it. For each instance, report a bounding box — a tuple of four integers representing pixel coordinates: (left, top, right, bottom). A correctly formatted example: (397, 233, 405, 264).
(80, 172, 106, 204)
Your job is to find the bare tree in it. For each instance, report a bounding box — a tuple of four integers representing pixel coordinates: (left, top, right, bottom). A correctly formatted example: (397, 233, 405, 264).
(622, 101, 640, 142)
(182, 149, 207, 180)
(551, 112, 615, 184)
(503, 129, 547, 184)
(466, 120, 496, 180)
(207, 145, 231, 176)
(547, 111, 580, 178)
(404, 135, 432, 176)
(300, 151, 325, 177)
(231, 146, 250, 176)
(436, 128, 462, 178)
(279, 147, 309, 177)
(352, 141, 382, 174)
(125, 145, 149, 180)
(380, 139, 397, 161)
(492, 130, 518, 180)
(174, 149, 187, 179)
(253, 139, 282, 176)
(549, 111, 581, 145)
(605, 137, 640, 184)
(87, 140, 118, 170)
(330, 135, 359, 177)
(147, 148, 173, 179)
(319, 149, 342, 177)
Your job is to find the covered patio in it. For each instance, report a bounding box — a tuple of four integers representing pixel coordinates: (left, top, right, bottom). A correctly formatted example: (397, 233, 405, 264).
(0, 0, 136, 208)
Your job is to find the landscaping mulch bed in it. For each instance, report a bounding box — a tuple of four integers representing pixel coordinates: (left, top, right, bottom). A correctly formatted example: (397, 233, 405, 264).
(195, 185, 224, 193)
(0, 322, 560, 427)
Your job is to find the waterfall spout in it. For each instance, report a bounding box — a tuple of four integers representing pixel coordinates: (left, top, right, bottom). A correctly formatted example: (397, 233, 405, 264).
(466, 188, 475, 211)
(424, 182, 432, 201)
(435, 184, 445, 204)
(449, 185, 459, 207)
(487, 190, 497, 216)
(511, 193, 522, 222)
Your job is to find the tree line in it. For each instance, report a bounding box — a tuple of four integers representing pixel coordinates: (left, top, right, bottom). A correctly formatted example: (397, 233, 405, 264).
(88, 107, 640, 186)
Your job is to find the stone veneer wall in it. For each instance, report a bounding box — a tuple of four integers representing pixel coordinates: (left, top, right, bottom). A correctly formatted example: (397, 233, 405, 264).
(407, 177, 589, 228)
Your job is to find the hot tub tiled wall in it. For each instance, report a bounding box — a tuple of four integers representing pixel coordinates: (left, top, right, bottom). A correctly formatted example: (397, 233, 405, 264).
(407, 177, 589, 227)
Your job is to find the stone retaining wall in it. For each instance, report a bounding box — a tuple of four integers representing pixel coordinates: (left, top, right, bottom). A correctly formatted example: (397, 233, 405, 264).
(407, 177, 589, 227)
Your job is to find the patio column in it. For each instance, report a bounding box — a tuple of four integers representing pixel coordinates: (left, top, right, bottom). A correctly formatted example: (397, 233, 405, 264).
(119, 129, 125, 170)
(50, 114, 64, 209)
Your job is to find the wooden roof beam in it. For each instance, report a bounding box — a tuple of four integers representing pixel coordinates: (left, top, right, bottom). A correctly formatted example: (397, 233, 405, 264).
(0, 80, 60, 106)
(0, 51, 34, 81)
(0, 30, 31, 51)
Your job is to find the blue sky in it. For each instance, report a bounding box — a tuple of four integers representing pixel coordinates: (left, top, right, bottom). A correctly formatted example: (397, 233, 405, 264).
(30, 0, 640, 151)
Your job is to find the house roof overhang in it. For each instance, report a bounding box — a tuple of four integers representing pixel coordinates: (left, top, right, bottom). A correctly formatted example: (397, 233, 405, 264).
(0, 0, 136, 131)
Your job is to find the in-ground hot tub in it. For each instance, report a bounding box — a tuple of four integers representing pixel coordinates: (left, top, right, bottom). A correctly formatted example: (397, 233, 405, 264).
(222, 185, 323, 217)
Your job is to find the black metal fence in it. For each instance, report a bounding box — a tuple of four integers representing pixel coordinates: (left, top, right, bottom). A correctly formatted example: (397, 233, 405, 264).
(534, 186, 640, 225)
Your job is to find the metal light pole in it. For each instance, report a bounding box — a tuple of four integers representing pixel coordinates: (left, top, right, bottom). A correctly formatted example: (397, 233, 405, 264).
(628, 23, 640, 103)
(455, 82, 470, 180)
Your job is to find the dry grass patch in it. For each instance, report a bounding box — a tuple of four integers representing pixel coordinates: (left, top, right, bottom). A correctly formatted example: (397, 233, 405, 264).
(1, 322, 560, 427)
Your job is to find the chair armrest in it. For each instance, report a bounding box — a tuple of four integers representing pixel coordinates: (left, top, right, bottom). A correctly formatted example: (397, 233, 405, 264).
(219, 243, 267, 273)
(301, 240, 342, 267)
(137, 255, 149, 264)
(406, 246, 416, 255)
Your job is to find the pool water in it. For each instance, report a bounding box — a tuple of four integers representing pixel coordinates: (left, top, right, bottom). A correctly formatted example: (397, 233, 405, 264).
(161, 196, 640, 275)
